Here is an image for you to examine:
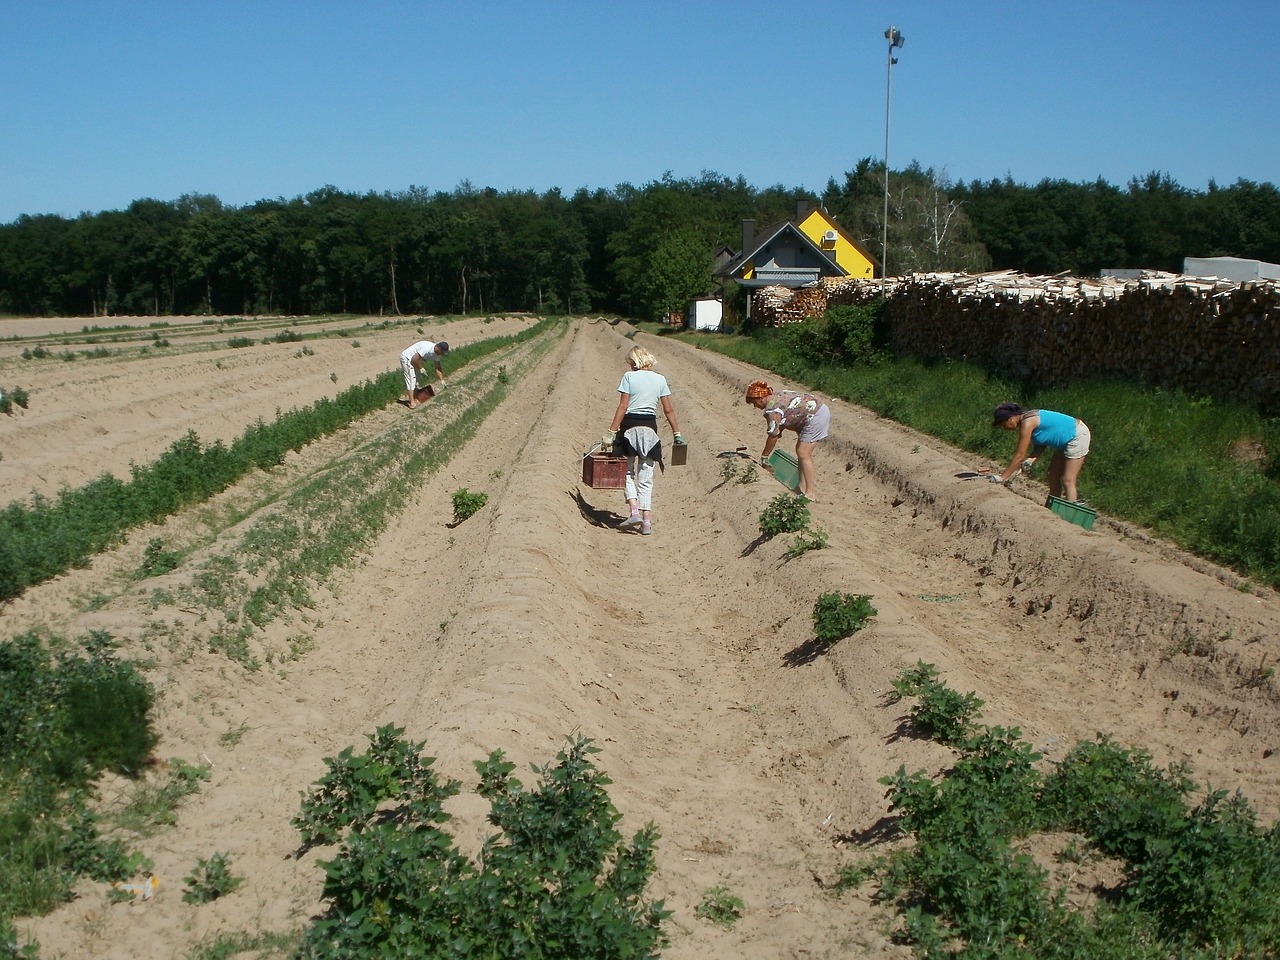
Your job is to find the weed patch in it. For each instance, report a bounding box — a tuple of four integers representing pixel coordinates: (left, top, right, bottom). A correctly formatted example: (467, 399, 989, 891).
(0, 630, 163, 935)
(182, 852, 242, 903)
(695, 886, 745, 927)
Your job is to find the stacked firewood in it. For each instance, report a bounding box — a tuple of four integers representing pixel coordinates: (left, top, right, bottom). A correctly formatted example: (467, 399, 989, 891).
(751, 285, 830, 326)
(781, 270, 1280, 413)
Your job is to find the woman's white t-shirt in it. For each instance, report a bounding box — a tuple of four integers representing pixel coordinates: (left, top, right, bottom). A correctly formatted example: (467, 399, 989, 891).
(617, 369, 670, 415)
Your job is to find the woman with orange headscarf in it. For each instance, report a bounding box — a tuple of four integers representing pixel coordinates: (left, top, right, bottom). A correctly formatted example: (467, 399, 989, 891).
(744, 380, 830, 500)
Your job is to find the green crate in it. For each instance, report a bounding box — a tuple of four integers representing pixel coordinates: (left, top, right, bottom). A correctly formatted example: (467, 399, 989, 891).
(1046, 495, 1097, 530)
(767, 449, 801, 491)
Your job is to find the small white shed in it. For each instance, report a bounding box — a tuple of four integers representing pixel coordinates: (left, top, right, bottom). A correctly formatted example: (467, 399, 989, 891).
(686, 297, 723, 331)
(1183, 256, 1280, 282)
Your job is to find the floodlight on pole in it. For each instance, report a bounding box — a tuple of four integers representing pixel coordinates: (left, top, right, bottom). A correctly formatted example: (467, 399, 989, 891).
(883, 25, 904, 279)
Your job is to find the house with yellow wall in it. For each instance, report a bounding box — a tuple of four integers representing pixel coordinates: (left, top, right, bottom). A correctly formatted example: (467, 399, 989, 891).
(794, 205, 877, 280)
(714, 200, 879, 322)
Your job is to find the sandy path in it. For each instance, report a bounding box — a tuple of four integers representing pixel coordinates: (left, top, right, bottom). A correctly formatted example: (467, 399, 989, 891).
(9, 317, 1280, 959)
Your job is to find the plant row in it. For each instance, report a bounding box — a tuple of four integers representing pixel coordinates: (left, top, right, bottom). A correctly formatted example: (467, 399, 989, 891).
(848, 662, 1280, 958)
(157, 331, 556, 668)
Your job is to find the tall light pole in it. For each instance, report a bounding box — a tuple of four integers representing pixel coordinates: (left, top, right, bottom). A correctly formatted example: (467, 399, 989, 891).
(883, 26, 904, 279)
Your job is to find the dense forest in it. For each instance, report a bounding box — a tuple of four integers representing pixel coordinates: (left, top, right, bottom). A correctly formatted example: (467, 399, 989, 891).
(1, 163, 1277, 321)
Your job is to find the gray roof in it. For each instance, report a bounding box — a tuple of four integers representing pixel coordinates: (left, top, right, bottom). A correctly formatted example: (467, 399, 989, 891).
(715, 221, 844, 284)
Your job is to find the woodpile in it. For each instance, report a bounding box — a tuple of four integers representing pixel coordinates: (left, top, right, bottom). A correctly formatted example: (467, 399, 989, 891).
(751, 270, 1280, 414)
(751, 285, 830, 326)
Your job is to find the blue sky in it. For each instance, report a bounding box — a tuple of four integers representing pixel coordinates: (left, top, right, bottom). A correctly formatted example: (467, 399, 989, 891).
(3, 0, 1277, 224)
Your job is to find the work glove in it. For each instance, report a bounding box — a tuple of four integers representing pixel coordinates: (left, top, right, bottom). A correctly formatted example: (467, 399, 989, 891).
(602, 429, 616, 451)
(435, 380, 447, 392)
(1020, 458, 1035, 474)
(673, 433, 686, 445)
(988, 474, 1005, 484)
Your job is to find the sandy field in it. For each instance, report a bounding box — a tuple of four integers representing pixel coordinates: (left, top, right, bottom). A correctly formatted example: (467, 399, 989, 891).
(2, 314, 1278, 959)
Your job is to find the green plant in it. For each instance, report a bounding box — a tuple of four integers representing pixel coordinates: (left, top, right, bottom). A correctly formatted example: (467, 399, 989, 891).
(812, 591, 876, 646)
(736, 463, 759, 484)
(759, 493, 811, 538)
(0, 630, 157, 781)
(496, 364, 509, 384)
(113, 758, 211, 836)
(226, 336, 254, 348)
(293, 727, 670, 957)
(451, 487, 488, 524)
(786, 526, 829, 558)
(0, 386, 29, 415)
(218, 722, 249, 749)
(889, 661, 985, 745)
(182, 852, 242, 904)
(695, 885, 745, 927)
(136, 538, 182, 579)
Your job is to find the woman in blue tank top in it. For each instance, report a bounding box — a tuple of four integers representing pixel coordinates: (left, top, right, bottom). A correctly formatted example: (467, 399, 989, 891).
(984, 402, 1092, 503)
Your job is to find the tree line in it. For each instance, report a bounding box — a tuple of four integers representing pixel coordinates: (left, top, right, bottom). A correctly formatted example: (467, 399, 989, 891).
(1, 165, 1276, 322)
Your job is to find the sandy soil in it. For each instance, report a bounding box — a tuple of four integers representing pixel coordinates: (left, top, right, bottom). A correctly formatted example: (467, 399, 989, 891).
(3, 315, 1279, 959)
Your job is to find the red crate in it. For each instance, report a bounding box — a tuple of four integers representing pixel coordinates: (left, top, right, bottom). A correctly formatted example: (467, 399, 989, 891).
(582, 452, 628, 489)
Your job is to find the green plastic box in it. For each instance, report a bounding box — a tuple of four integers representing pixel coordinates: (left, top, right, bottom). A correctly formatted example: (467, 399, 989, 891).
(767, 449, 801, 491)
(1046, 495, 1097, 530)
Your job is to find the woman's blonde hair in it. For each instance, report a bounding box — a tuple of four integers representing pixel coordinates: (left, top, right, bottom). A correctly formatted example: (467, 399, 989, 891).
(745, 380, 772, 402)
(627, 346, 657, 370)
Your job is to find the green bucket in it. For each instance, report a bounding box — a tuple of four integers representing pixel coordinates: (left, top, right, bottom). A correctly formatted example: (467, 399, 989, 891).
(767, 450, 801, 491)
(1046, 495, 1097, 530)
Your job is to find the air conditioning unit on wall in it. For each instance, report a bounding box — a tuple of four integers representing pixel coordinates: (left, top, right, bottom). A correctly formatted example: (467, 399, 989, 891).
(822, 230, 838, 242)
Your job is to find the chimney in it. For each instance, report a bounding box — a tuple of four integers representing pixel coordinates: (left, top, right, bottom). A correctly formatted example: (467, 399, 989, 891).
(741, 219, 755, 251)
(795, 198, 811, 221)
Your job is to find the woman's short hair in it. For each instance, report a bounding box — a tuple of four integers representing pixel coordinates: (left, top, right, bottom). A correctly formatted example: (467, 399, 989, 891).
(992, 402, 1022, 424)
(745, 380, 773, 402)
(627, 346, 657, 370)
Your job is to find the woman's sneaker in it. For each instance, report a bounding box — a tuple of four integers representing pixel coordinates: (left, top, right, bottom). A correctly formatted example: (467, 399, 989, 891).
(640, 520, 653, 536)
(621, 513, 642, 528)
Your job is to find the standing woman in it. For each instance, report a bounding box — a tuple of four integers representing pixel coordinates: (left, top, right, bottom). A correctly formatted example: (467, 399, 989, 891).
(604, 345, 683, 536)
(745, 380, 831, 500)
(984, 402, 1092, 502)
